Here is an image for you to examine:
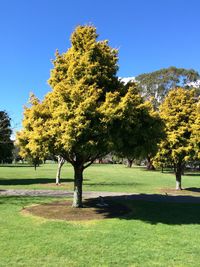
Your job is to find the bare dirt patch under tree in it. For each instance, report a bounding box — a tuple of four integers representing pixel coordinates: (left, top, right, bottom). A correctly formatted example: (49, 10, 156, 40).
(23, 198, 131, 221)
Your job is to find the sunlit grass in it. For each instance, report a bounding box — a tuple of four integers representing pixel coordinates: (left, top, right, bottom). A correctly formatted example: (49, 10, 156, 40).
(0, 165, 200, 266)
(1, 196, 200, 266)
(0, 163, 199, 194)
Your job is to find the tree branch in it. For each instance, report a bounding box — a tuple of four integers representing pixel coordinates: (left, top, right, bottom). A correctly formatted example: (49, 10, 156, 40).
(83, 152, 108, 169)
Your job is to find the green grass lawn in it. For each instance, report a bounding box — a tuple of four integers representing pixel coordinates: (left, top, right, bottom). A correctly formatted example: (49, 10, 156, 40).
(0, 163, 199, 193)
(1, 196, 200, 266)
(1, 164, 200, 266)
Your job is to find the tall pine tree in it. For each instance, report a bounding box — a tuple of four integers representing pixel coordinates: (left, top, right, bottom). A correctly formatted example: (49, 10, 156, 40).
(0, 111, 13, 163)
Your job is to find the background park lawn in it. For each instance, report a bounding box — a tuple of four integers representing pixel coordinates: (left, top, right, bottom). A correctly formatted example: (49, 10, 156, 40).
(1, 164, 200, 266)
(0, 163, 199, 193)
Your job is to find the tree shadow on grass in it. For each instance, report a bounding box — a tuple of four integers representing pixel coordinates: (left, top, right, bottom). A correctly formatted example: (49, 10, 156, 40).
(184, 187, 200, 193)
(184, 173, 200, 177)
(2, 194, 200, 225)
(0, 165, 35, 168)
(141, 169, 200, 177)
(0, 178, 74, 186)
(85, 182, 140, 187)
(85, 194, 200, 225)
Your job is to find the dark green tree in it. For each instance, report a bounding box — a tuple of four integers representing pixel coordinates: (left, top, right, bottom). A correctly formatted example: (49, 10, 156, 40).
(109, 82, 164, 168)
(0, 111, 13, 163)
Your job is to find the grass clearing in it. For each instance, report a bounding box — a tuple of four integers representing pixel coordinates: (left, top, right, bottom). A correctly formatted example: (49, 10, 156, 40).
(0, 164, 200, 266)
(1, 196, 200, 266)
(23, 198, 131, 221)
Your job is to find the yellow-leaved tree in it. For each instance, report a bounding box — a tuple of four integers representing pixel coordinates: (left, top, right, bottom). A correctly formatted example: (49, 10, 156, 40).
(154, 88, 198, 190)
(191, 98, 200, 161)
(43, 25, 120, 207)
(16, 94, 49, 170)
(16, 94, 66, 184)
(100, 82, 164, 168)
(18, 25, 164, 207)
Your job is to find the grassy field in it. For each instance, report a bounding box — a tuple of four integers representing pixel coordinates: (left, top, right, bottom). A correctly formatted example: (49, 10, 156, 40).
(1, 164, 200, 266)
(0, 163, 200, 193)
(1, 196, 200, 266)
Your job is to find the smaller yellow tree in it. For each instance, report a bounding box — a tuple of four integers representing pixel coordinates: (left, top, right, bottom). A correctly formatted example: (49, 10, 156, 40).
(16, 94, 49, 169)
(101, 82, 164, 168)
(16, 94, 66, 183)
(191, 99, 200, 161)
(154, 88, 197, 190)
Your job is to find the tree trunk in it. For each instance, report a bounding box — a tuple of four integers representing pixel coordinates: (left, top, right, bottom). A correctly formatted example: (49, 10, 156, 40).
(161, 165, 164, 173)
(127, 158, 133, 168)
(175, 172, 182, 190)
(98, 158, 103, 164)
(147, 156, 155, 170)
(72, 166, 83, 208)
(175, 163, 182, 190)
(56, 166, 61, 185)
(56, 156, 65, 185)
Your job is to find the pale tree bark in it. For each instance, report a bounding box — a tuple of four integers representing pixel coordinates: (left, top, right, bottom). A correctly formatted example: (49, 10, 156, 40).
(175, 162, 183, 190)
(146, 155, 155, 170)
(56, 155, 65, 185)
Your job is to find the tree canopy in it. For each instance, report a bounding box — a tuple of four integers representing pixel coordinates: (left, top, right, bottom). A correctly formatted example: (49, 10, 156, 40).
(154, 88, 198, 190)
(16, 94, 49, 168)
(0, 111, 13, 163)
(103, 81, 164, 167)
(16, 25, 120, 206)
(17, 25, 163, 207)
(136, 67, 200, 106)
(191, 98, 200, 161)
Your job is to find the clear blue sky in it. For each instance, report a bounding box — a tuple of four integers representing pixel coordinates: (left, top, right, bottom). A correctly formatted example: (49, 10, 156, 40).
(0, 0, 200, 132)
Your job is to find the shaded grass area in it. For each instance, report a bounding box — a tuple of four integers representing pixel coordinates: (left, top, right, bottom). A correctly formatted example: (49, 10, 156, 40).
(0, 163, 74, 190)
(24, 195, 200, 224)
(1, 195, 200, 266)
(0, 178, 74, 186)
(0, 164, 33, 167)
(126, 199, 200, 225)
(0, 163, 199, 194)
(1, 165, 200, 266)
